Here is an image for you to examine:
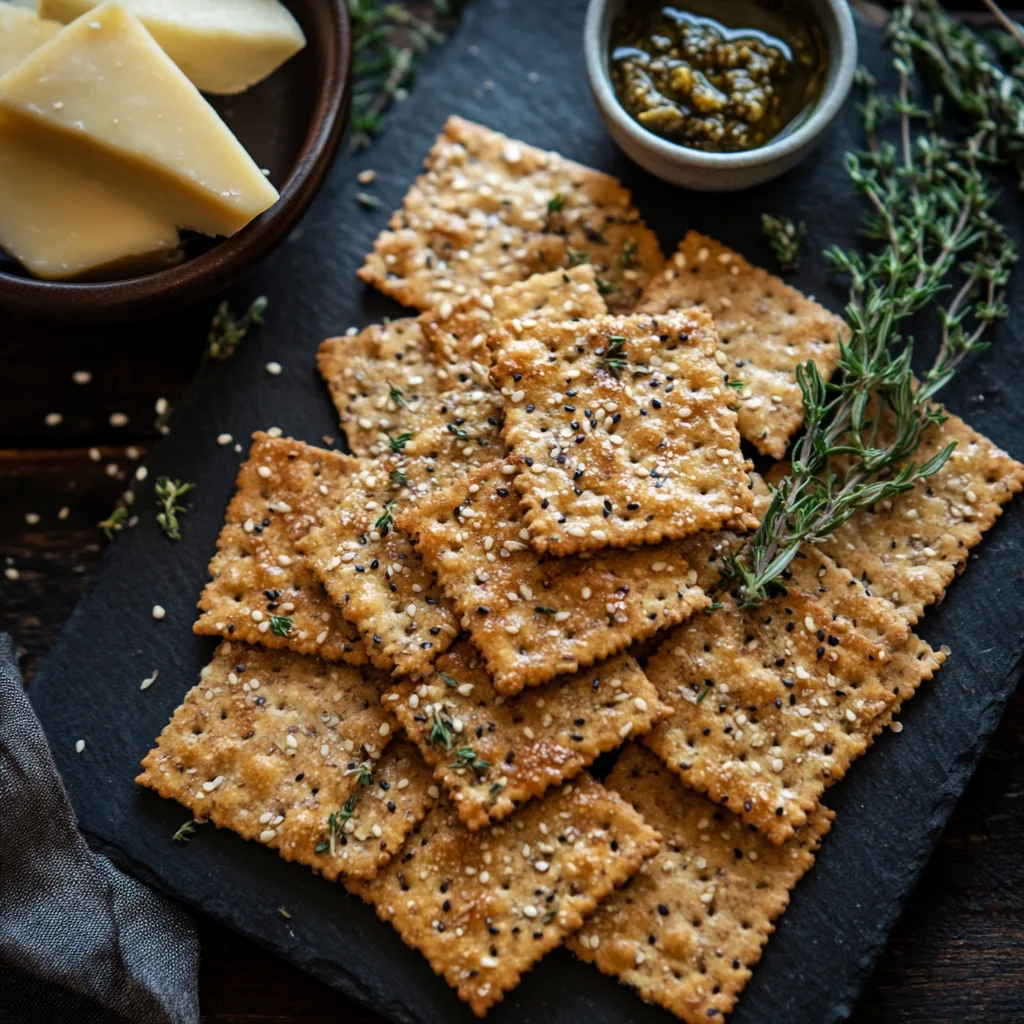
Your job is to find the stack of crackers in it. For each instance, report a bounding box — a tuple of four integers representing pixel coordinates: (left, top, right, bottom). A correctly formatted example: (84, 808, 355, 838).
(138, 118, 1024, 1021)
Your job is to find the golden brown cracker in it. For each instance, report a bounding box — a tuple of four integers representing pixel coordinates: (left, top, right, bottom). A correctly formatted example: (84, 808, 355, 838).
(637, 232, 846, 458)
(194, 434, 367, 664)
(399, 460, 710, 692)
(643, 548, 944, 843)
(569, 744, 832, 1024)
(137, 641, 435, 880)
(297, 456, 459, 678)
(346, 773, 661, 1017)
(358, 116, 664, 315)
(490, 311, 753, 555)
(815, 411, 1024, 622)
(317, 318, 441, 458)
(382, 640, 670, 829)
(425, 264, 609, 371)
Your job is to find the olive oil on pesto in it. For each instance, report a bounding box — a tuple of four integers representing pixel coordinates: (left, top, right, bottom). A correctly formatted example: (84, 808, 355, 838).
(610, 0, 827, 153)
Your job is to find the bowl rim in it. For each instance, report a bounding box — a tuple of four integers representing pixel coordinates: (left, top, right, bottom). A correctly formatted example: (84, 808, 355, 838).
(583, 0, 858, 171)
(0, 0, 352, 322)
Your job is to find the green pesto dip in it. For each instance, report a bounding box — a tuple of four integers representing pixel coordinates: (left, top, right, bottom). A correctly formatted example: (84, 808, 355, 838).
(610, 1, 827, 153)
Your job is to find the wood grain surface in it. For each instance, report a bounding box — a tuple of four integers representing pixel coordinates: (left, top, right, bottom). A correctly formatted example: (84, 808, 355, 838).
(0, 3, 1020, 1022)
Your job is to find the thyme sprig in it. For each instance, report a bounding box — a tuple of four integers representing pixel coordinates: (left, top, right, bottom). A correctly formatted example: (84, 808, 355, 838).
(154, 477, 195, 541)
(761, 214, 806, 272)
(349, 1, 463, 150)
(374, 499, 398, 536)
(207, 296, 268, 360)
(729, 3, 1018, 608)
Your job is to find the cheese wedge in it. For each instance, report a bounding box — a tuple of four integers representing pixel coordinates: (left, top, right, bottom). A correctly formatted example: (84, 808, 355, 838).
(0, 2, 280, 237)
(0, 114, 180, 280)
(0, 6, 62, 77)
(38, 0, 306, 94)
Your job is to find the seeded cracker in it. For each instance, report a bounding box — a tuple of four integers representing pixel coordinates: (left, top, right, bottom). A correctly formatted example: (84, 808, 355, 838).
(425, 265, 609, 371)
(194, 434, 367, 664)
(643, 547, 945, 843)
(490, 311, 754, 555)
(568, 745, 833, 1024)
(297, 456, 460, 678)
(358, 116, 664, 315)
(346, 774, 661, 1017)
(813, 410, 1024, 623)
(137, 642, 436, 880)
(317, 317, 442, 458)
(382, 639, 670, 829)
(399, 460, 710, 692)
(637, 232, 846, 458)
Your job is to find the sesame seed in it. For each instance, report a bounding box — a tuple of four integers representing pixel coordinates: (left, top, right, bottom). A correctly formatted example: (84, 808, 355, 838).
(109, 412, 129, 427)
(152, 605, 166, 620)
(257, 466, 272, 479)
(72, 371, 92, 385)
(265, 361, 282, 375)
(259, 829, 276, 843)
(45, 413, 63, 427)
(217, 433, 233, 445)
(75, 739, 85, 753)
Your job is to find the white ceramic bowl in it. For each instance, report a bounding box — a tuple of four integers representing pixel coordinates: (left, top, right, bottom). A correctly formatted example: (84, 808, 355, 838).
(584, 0, 858, 191)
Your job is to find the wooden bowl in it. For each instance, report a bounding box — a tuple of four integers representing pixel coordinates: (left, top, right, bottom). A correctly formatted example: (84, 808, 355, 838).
(0, 0, 351, 321)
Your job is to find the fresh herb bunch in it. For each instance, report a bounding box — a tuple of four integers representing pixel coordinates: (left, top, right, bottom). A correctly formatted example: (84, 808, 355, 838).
(901, 0, 1024, 188)
(729, 1, 1018, 608)
(349, 1, 465, 150)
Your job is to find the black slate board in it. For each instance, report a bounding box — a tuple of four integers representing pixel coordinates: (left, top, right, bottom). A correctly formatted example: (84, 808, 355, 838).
(27, 3, 1024, 1023)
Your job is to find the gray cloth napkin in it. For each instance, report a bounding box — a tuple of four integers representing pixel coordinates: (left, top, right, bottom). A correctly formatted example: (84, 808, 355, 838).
(0, 634, 200, 1024)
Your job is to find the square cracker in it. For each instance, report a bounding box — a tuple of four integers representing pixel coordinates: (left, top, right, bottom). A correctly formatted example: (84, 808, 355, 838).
(813, 410, 1024, 623)
(346, 773, 661, 1017)
(137, 641, 436, 880)
(382, 639, 671, 829)
(637, 232, 846, 459)
(399, 459, 710, 692)
(489, 310, 754, 555)
(194, 434, 367, 664)
(425, 264, 609, 372)
(317, 318, 505, 475)
(358, 115, 664, 315)
(297, 456, 460, 679)
(643, 546, 945, 843)
(568, 744, 832, 1024)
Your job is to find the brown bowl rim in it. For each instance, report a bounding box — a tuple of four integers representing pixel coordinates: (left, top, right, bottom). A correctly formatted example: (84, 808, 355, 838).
(0, 0, 352, 322)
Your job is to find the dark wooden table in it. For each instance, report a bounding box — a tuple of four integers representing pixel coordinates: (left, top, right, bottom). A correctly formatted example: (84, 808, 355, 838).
(1, 4, 1021, 1022)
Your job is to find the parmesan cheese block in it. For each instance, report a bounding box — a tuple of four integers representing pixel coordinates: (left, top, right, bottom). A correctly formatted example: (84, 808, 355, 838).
(37, 0, 306, 94)
(0, 2, 280, 237)
(0, 6, 62, 77)
(0, 115, 181, 280)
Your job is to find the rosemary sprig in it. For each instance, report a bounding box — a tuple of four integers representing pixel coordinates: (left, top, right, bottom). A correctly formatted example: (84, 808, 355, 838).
(349, 1, 462, 150)
(154, 477, 195, 541)
(729, 3, 1017, 608)
(206, 296, 268, 360)
(761, 214, 806, 272)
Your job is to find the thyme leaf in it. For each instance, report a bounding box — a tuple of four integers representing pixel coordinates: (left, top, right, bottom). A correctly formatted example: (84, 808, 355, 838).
(388, 431, 413, 453)
(173, 819, 197, 844)
(207, 296, 268, 360)
(761, 214, 806, 272)
(374, 499, 398, 536)
(154, 477, 195, 541)
(449, 745, 491, 778)
(269, 614, 293, 637)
